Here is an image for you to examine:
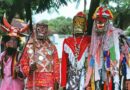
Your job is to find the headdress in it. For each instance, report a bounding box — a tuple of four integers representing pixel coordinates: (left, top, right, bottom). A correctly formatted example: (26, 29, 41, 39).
(92, 6, 113, 22)
(0, 16, 29, 79)
(0, 15, 29, 37)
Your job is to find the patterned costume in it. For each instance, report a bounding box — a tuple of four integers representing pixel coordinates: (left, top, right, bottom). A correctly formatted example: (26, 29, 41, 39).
(0, 16, 29, 90)
(61, 12, 91, 90)
(85, 6, 129, 90)
(20, 23, 59, 90)
(119, 35, 130, 90)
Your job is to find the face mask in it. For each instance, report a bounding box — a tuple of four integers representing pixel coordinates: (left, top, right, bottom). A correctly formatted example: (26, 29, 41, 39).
(36, 24, 48, 40)
(73, 16, 86, 34)
(95, 20, 108, 35)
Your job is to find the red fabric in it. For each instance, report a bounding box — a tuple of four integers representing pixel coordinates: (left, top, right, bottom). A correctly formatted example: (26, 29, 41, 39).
(27, 72, 55, 88)
(20, 41, 59, 89)
(61, 42, 68, 87)
(76, 12, 86, 17)
(63, 36, 91, 61)
(53, 46, 60, 82)
(61, 36, 91, 87)
(108, 78, 113, 90)
(94, 6, 113, 22)
(20, 47, 30, 77)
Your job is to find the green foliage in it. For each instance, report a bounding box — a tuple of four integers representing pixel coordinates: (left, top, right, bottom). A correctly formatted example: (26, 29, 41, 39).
(0, 0, 72, 22)
(125, 26, 130, 36)
(41, 16, 73, 34)
(0, 9, 5, 17)
(108, 0, 130, 29)
(4, 0, 15, 5)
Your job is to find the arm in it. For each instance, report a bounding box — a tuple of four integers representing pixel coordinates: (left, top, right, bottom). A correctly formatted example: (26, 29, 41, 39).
(20, 47, 30, 77)
(53, 46, 60, 83)
(61, 39, 68, 87)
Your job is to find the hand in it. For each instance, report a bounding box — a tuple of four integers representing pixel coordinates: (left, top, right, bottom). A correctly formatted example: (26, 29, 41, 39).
(29, 63, 37, 74)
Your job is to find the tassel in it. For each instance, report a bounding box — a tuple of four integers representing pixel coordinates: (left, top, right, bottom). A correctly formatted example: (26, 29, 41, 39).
(91, 71, 95, 90)
(122, 56, 127, 76)
(95, 42, 101, 65)
(110, 45, 116, 61)
(90, 56, 95, 67)
(106, 51, 110, 68)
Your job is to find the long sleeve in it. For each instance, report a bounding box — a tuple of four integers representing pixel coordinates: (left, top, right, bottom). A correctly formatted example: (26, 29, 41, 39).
(20, 47, 30, 77)
(61, 40, 68, 87)
(53, 46, 60, 82)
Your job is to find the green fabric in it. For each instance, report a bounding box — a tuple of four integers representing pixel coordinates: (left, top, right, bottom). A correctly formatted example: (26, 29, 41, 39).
(110, 45, 116, 61)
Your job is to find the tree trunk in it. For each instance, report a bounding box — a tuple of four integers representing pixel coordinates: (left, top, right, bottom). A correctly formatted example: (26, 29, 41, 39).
(7, 0, 24, 23)
(7, 4, 16, 23)
(87, 0, 100, 35)
(25, 0, 33, 32)
(118, 13, 123, 29)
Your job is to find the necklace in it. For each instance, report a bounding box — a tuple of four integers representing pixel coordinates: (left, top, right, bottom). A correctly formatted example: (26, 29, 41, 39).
(74, 35, 85, 68)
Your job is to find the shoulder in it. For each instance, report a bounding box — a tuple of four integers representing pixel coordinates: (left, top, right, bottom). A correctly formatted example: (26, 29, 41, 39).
(63, 37, 74, 43)
(84, 35, 91, 40)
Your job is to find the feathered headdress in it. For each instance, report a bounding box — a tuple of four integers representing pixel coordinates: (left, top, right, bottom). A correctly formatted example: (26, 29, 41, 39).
(92, 6, 113, 22)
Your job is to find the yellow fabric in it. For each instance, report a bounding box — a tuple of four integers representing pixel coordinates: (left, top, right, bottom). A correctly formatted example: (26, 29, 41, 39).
(91, 71, 95, 90)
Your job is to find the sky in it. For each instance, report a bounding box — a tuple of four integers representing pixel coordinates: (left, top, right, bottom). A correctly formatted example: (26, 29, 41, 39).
(32, 0, 91, 23)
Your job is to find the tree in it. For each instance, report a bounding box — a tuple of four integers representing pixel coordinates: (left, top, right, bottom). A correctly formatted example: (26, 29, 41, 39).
(41, 16, 72, 34)
(0, 0, 72, 32)
(108, 0, 130, 29)
(87, 0, 100, 35)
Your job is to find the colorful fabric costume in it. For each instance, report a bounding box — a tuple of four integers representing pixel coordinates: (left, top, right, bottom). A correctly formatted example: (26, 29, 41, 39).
(119, 36, 130, 90)
(85, 6, 129, 90)
(61, 12, 91, 90)
(61, 36, 91, 90)
(20, 23, 59, 90)
(0, 16, 29, 90)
